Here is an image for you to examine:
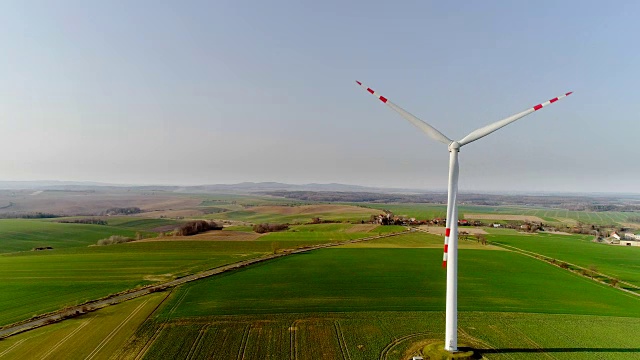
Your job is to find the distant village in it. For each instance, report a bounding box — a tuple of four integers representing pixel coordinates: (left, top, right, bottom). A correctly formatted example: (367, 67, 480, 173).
(371, 211, 640, 247)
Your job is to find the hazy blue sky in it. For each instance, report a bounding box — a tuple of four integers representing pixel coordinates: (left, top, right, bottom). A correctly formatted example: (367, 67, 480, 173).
(1, 1, 639, 192)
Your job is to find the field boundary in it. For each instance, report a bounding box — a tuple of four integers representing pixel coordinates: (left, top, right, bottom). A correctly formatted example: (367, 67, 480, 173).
(0, 229, 410, 340)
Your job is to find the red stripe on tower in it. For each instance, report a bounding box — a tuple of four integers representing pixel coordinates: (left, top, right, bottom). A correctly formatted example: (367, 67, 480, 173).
(442, 260, 447, 268)
(533, 104, 543, 111)
(444, 244, 448, 253)
(445, 228, 451, 237)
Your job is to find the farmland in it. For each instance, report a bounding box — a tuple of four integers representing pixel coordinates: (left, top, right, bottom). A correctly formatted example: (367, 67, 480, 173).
(112, 312, 640, 360)
(213, 204, 380, 224)
(0, 292, 168, 360)
(112, 232, 640, 359)
(0, 221, 384, 327)
(355, 203, 640, 226)
(2, 191, 640, 359)
(488, 229, 640, 287)
(0, 219, 144, 253)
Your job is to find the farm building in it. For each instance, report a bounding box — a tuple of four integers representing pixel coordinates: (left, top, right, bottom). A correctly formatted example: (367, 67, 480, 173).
(611, 232, 621, 240)
(624, 233, 640, 241)
(619, 240, 640, 247)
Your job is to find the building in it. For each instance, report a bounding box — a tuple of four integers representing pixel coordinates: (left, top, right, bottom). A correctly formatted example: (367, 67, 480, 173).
(619, 240, 640, 247)
(624, 233, 640, 241)
(611, 232, 621, 240)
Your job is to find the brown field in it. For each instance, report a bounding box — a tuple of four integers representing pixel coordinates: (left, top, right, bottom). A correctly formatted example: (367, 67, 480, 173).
(249, 204, 380, 216)
(463, 213, 545, 222)
(135, 230, 262, 242)
(345, 224, 378, 233)
(417, 226, 488, 235)
(0, 190, 200, 216)
(133, 209, 204, 219)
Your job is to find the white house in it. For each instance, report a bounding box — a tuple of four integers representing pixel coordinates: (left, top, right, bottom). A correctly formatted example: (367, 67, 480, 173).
(611, 232, 621, 240)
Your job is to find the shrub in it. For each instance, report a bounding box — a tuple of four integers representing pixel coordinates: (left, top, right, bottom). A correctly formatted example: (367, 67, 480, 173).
(96, 235, 133, 246)
(252, 223, 289, 234)
(173, 220, 222, 236)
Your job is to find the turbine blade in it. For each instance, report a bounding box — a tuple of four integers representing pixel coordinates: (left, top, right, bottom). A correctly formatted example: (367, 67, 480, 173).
(457, 92, 573, 147)
(356, 81, 452, 145)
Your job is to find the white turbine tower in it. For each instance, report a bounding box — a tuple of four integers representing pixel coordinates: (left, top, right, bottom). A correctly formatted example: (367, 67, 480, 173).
(355, 80, 572, 352)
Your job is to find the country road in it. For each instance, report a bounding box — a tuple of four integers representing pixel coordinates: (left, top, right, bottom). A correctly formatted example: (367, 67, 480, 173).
(0, 229, 410, 339)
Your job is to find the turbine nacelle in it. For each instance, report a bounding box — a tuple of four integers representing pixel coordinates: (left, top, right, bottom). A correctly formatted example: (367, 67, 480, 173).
(448, 141, 461, 152)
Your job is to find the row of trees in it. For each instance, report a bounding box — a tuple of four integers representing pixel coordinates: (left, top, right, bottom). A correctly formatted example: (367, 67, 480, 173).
(253, 223, 289, 234)
(102, 207, 142, 216)
(174, 220, 222, 236)
(58, 218, 107, 225)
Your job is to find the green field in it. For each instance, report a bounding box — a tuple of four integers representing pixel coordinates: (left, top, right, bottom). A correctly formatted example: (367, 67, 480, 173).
(355, 203, 640, 226)
(113, 232, 640, 359)
(0, 222, 392, 327)
(157, 237, 639, 318)
(112, 311, 640, 360)
(488, 229, 640, 287)
(0, 219, 146, 253)
(0, 292, 168, 360)
(211, 205, 379, 224)
(0, 240, 277, 326)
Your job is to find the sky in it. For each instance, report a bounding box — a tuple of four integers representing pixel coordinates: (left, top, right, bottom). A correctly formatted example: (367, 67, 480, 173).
(1, 1, 639, 193)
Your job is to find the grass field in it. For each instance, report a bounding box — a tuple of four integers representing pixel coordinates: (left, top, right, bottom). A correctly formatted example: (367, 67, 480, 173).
(0, 219, 144, 253)
(0, 223, 388, 327)
(212, 204, 380, 224)
(0, 241, 274, 326)
(0, 292, 168, 360)
(488, 229, 640, 287)
(156, 237, 640, 318)
(113, 311, 640, 360)
(114, 232, 640, 359)
(355, 203, 640, 226)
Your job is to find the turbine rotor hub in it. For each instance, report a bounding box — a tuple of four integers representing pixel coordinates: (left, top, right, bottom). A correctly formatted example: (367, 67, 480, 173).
(448, 141, 461, 151)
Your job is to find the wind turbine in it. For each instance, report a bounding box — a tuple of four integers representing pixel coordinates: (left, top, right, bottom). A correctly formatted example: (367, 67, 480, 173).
(355, 80, 572, 352)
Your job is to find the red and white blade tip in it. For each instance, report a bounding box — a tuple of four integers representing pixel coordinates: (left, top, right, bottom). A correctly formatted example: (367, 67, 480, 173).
(355, 80, 388, 103)
(532, 91, 573, 111)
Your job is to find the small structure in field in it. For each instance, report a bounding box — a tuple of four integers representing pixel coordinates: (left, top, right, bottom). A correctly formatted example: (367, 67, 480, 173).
(32, 246, 53, 251)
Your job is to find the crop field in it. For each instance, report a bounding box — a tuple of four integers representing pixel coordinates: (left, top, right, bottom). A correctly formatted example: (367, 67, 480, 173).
(488, 229, 640, 287)
(0, 219, 144, 253)
(0, 222, 389, 327)
(355, 203, 640, 226)
(95, 217, 183, 231)
(0, 240, 276, 326)
(0, 292, 168, 360)
(213, 204, 380, 224)
(0, 190, 202, 216)
(114, 232, 640, 359)
(154, 241, 640, 318)
(258, 223, 386, 244)
(112, 312, 640, 360)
